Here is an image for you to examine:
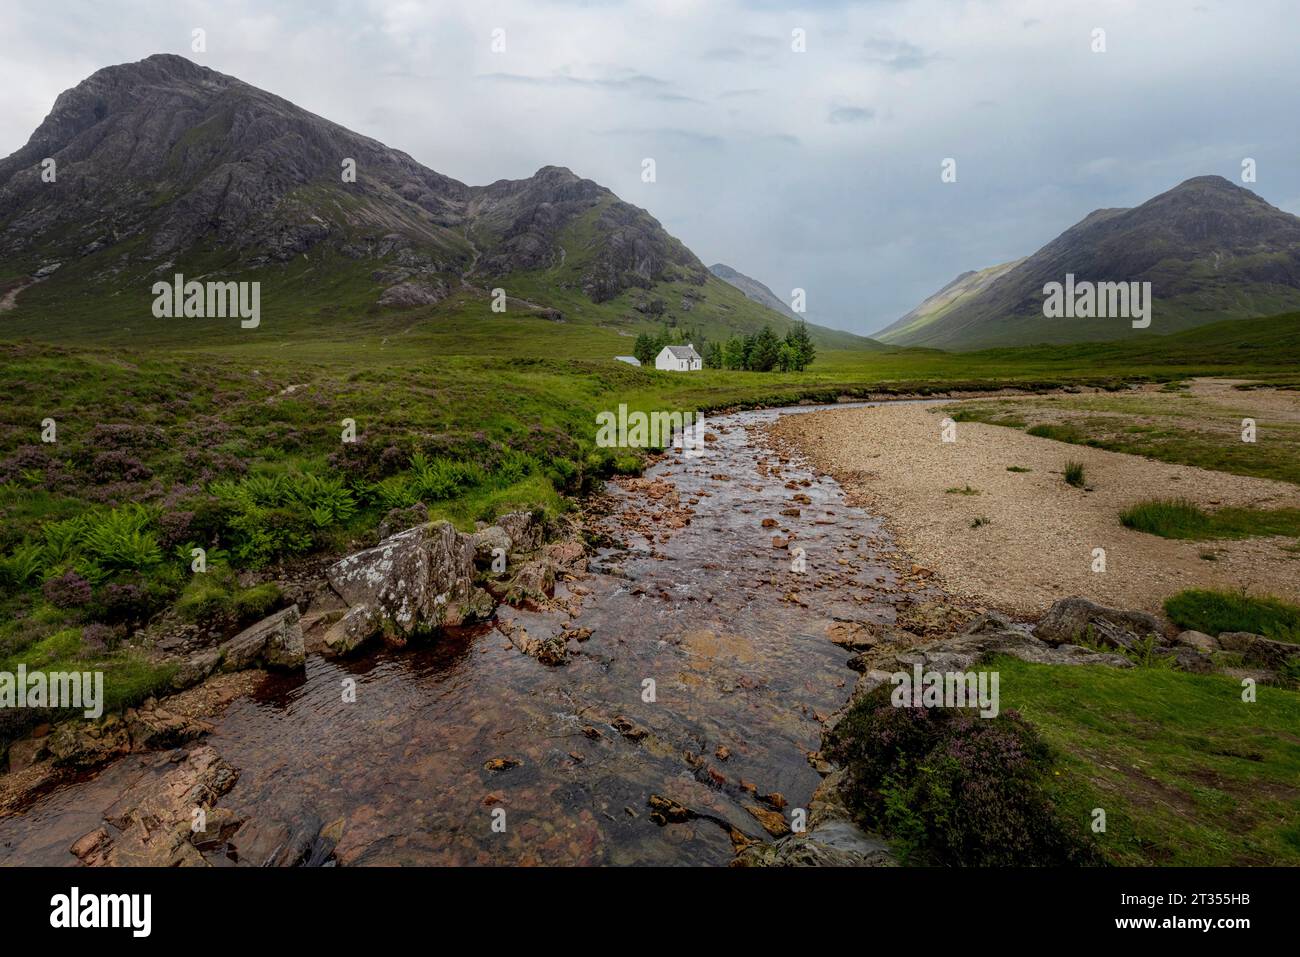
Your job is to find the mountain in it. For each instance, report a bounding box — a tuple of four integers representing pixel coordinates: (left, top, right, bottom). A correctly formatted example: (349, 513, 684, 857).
(709, 263, 797, 319)
(876, 176, 1300, 350)
(0, 54, 874, 352)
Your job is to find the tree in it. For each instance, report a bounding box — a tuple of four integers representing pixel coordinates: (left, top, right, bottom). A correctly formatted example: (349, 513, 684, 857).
(750, 326, 781, 371)
(723, 336, 746, 370)
(785, 320, 816, 371)
(777, 341, 798, 372)
(704, 342, 724, 369)
(632, 332, 657, 365)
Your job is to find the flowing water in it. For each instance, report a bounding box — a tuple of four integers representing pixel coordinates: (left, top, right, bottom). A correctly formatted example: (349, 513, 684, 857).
(0, 404, 939, 866)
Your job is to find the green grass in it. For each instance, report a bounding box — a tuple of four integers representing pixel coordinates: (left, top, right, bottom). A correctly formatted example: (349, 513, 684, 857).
(991, 654, 1300, 865)
(944, 484, 980, 495)
(1121, 499, 1300, 540)
(1006, 465, 1032, 473)
(0, 627, 176, 720)
(1064, 460, 1086, 487)
(1164, 588, 1300, 643)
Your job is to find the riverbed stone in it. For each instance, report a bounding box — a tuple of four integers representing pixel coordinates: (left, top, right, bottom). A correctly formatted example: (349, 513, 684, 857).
(218, 605, 305, 672)
(73, 745, 239, 866)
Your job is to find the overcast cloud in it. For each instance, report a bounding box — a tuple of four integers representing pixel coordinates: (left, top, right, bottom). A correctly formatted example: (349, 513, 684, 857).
(2, 0, 1298, 335)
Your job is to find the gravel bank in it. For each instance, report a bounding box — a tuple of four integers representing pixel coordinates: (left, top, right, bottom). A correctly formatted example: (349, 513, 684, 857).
(768, 399, 1300, 616)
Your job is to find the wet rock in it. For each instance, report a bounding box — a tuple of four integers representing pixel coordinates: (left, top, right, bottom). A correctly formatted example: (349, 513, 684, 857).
(219, 605, 305, 671)
(612, 715, 650, 742)
(6, 735, 48, 773)
(323, 604, 380, 655)
(74, 746, 239, 866)
(505, 624, 568, 666)
(1217, 631, 1300, 670)
(324, 521, 494, 655)
(744, 804, 790, 837)
(1033, 596, 1164, 651)
(647, 794, 694, 824)
(125, 702, 212, 751)
(506, 559, 556, 603)
(733, 770, 895, 867)
(543, 538, 588, 574)
(229, 811, 335, 866)
(827, 620, 878, 651)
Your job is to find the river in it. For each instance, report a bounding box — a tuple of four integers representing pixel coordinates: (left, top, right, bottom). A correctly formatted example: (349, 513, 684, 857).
(0, 403, 941, 866)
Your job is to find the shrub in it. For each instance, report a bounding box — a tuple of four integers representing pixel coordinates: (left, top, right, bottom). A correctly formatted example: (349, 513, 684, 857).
(88, 450, 152, 484)
(81, 623, 118, 654)
(42, 569, 92, 608)
(824, 684, 1101, 866)
(94, 581, 163, 627)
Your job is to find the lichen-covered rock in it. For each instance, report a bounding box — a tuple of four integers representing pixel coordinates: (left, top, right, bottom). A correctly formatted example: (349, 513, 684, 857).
(324, 521, 494, 655)
(1174, 630, 1218, 653)
(506, 559, 556, 604)
(46, 714, 131, 768)
(471, 525, 512, 566)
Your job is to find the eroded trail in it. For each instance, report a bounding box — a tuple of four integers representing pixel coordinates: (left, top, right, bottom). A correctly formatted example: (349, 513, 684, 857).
(0, 405, 940, 866)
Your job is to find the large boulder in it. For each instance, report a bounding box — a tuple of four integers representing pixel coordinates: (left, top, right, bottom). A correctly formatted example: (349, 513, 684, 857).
(324, 521, 494, 654)
(1033, 597, 1165, 652)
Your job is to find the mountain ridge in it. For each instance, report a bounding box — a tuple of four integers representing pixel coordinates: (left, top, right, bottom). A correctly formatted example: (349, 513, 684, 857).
(0, 54, 874, 352)
(877, 175, 1300, 350)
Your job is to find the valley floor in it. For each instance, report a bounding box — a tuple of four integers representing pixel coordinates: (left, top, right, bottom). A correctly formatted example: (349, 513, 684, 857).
(768, 380, 1300, 615)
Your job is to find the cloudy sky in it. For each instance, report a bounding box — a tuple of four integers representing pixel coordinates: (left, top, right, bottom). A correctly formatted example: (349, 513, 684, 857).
(2, 0, 1298, 335)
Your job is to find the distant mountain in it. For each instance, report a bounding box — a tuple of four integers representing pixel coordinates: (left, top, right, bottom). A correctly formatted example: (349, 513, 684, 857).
(876, 176, 1300, 350)
(709, 263, 798, 319)
(0, 54, 875, 352)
